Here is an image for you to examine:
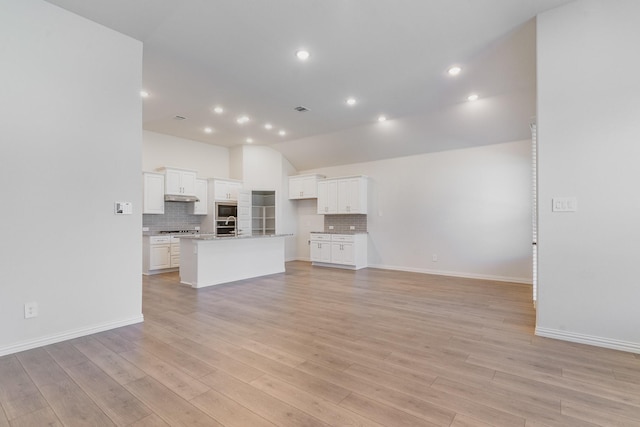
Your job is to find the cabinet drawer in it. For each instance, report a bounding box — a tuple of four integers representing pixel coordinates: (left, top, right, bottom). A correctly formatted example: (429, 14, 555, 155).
(171, 255, 180, 267)
(171, 244, 180, 255)
(331, 234, 354, 242)
(310, 233, 331, 241)
(150, 236, 171, 244)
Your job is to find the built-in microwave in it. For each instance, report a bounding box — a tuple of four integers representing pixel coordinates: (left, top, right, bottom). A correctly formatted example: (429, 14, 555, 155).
(215, 202, 237, 235)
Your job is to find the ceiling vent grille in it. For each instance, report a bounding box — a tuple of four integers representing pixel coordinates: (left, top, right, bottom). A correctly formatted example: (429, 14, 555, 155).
(294, 106, 309, 112)
(173, 115, 187, 120)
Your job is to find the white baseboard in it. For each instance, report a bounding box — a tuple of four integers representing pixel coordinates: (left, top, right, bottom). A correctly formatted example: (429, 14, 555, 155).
(367, 263, 533, 285)
(0, 315, 144, 357)
(535, 327, 640, 354)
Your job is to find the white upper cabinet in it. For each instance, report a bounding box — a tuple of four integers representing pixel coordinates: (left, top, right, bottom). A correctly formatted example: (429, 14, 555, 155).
(192, 179, 208, 215)
(289, 174, 325, 199)
(163, 168, 197, 196)
(317, 176, 367, 214)
(213, 179, 242, 201)
(143, 172, 165, 214)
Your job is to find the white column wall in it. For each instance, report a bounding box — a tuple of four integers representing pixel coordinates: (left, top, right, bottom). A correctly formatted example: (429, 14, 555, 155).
(0, 0, 143, 355)
(536, 0, 640, 352)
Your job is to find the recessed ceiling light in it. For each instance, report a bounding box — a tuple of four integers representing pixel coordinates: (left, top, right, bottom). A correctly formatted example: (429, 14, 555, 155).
(236, 115, 250, 124)
(447, 66, 462, 76)
(346, 97, 357, 106)
(204, 127, 213, 134)
(278, 130, 286, 136)
(140, 90, 149, 98)
(264, 123, 273, 130)
(296, 50, 310, 61)
(246, 138, 253, 144)
(213, 106, 224, 114)
(467, 93, 479, 102)
(378, 115, 387, 122)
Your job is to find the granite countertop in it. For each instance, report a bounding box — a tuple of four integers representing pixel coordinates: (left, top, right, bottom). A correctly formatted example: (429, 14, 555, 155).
(180, 233, 292, 241)
(310, 231, 368, 235)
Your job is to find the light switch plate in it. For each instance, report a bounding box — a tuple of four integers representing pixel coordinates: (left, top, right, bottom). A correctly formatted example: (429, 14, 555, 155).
(552, 197, 577, 212)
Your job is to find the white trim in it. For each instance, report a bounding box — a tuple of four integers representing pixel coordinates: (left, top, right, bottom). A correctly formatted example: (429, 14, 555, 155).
(535, 327, 640, 354)
(0, 315, 144, 357)
(368, 263, 533, 285)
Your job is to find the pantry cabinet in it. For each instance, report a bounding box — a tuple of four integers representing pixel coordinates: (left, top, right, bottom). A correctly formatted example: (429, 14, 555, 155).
(143, 172, 165, 214)
(289, 174, 325, 199)
(317, 176, 367, 214)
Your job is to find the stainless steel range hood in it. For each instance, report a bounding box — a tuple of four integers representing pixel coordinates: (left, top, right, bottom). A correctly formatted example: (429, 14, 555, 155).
(164, 194, 200, 202)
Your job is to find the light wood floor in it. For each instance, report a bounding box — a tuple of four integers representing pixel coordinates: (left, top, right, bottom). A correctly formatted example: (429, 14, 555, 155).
(1, 262, 639, 426)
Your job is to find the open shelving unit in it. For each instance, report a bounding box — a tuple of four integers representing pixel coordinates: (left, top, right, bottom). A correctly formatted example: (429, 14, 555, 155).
(251, 191, 276, 235)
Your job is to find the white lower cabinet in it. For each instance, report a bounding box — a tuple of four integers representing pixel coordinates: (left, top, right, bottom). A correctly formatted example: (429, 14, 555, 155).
(143, 235, 180, 274)
(310, 233, 367, 270)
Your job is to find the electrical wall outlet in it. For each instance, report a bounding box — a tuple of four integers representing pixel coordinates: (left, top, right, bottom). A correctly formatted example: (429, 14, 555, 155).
(350, 226, 355, 230)
(24, 302, 38, 319)
(329, 225, 334, 230)
(432, 254, 438, 262)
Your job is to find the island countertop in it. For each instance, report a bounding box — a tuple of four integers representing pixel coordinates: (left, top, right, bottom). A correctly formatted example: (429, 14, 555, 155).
(179, 233, 292, 241)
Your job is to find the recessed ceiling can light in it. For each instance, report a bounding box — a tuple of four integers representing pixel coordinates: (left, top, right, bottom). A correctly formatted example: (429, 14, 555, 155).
(204, 127, 213, 134)
(278, 130, 286, 136)
(447, 66, 462, 76)
(296, 50, 310, 61)
(378, 115, 387, 122)
(140, 90, 149, 98)
(467, 93, 479, 102)
(264, 123, 273, 130)
(246, 138, 253, 144)
(213, 106, 224, 114)
(236, 115, 250, 124)
(346, 97, 357, 106)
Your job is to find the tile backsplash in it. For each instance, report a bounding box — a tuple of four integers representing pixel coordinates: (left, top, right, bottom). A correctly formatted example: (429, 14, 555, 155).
(324, 214, 367, 233)
(143, 202, 205, 232)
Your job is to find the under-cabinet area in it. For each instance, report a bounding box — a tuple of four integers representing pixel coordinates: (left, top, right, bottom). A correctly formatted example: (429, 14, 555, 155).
(310, 232, 368, 270)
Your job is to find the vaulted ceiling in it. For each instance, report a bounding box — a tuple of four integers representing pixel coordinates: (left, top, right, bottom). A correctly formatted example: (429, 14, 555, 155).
(45, 0, 574, 170)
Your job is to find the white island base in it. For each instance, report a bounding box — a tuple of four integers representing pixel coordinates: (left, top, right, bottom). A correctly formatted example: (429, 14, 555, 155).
(179, 235, 286, 288)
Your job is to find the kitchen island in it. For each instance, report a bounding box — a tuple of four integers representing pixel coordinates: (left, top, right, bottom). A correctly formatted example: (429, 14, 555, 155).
(178, 234, 289, 288)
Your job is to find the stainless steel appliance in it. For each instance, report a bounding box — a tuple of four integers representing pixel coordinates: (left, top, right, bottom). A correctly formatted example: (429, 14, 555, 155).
(215, 202, 237, 235)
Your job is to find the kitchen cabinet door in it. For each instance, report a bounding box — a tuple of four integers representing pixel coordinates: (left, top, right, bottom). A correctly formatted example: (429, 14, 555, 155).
(289, 174, 324, 199)
(317, 180, 338, 214)
(310, 241, 331, 263)
(331, 242, 354, 265)
(337, 177, 367, 214)
(143, 172, 165, 214)
(164, 168, 197, 196)
(214, 179, 242, 201)
(192, 179, 208, 215)
(149, 244, 171, 269)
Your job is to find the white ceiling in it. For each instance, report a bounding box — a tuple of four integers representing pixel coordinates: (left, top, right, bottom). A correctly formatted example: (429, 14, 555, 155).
(44, 0, 574, 170)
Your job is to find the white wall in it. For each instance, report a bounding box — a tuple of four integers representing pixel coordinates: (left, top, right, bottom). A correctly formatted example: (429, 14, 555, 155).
(0, 0, 143, 355)
(300, 140, 533, 283)
(536, 0, 640, 352)
(239, 146, 299, 260)
(142, 130, 229, 179)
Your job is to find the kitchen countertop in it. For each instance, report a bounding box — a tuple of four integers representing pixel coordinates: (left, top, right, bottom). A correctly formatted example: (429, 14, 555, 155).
(179, 233, 292, 241)
(310, 231, 368, 235)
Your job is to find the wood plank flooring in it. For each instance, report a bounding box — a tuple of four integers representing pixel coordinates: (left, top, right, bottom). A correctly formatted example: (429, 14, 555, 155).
(1, 261, 639, 426)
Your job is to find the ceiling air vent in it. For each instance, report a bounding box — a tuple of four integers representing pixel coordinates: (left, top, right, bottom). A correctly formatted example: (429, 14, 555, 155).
(173, 115, 187, 120)
(294, 106, 309, 112)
